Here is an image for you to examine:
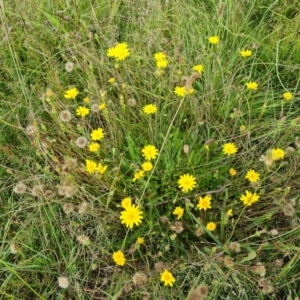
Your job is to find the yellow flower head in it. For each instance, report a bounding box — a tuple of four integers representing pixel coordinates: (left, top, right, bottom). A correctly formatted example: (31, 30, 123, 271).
(85, 159, 97, 174)
(88, 142, 100, 152)
(240, 49, 252, 57)
(178, 174, 197, 193)
(143, 104, 157, 114)
(137, 237, 145, 245)
(197, 195, 212, 211)
(246, 81, 258, 90)
(132, 170, 145, 182)
(142, 161, 153, 172)
(160, 269, 175, 287)
(229, 168, 237, 176)
(97, 163, 107, 174)
(245, 169, 260, 183)
(83, 96, 90, 103)
(141, 145, 159, 161)
(174, 86, 187, 97)
(112, 250, 126, 266)
(240, 190, 260, 206)
(154, 52, 167, 61)
(192, 64, 204, 74)
(271, 148, 285, 161)
(283, 92, 293, 101)
(121, 197, 132, 209)
(156, 59, 168, 69)
(172, 206, 184, 219)
(206, 222, 216, 231)
(108, 77, 115, 83)
(208, 36, 220, 44)
(226, 209, 233, 217)
(120, 205, 143, 229)
(64, 88, 79, 99)
(99, 103, 106, 110)
(222, 142, 238, 155)
(76, 106, 90, 118)
(107, 43, 130, 61)
(90, 128, 105, 141)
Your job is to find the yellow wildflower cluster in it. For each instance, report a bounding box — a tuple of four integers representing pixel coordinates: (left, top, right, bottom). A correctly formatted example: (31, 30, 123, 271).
(107, 43, 130, 61)
(85, 160, 107, 174)
(154, 52, 168, 69)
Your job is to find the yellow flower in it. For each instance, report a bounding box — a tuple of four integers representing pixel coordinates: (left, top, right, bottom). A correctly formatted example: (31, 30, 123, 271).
(205, 145, 209, 151)
(112, 250, 126, 266)
(226, 209, 233, 217)
(137, 237, 145, 245)
(141, 145, 159, 161)
(86, 159, 97, 174)
(188, 88, 195, 94)
(76, 106, 90, 118)
(222, 143, 238, 155)
(154, 52, 167, 61)
(160, 269, 175, 287)
(174, 86, 187, 97)
(64, 88, 79, 99)
(240, 49, 252, 57)
(229, 168, 237, 176)
(240, 125, 246, 132)
(197, 195, 212, 211)
(208, 36, 220, 44)
(97, 163, 107, 174)
(90, 128, 105, 141)
(132, 170, 145, 182)
(142, 161, 153, 172)
(108, 77, 115, 83)
(192, 64, 204, 73)
(172, 206, 184, 219)
(271, 148, 285, 161)
(120, 205, 143, 229)
(283, 92, 293, 101)
(107, 43, 130, 61)
(83, 97, 90, 103)
(206, 222, 216, 231)
(178, 174, 197, 193)
(240, 190, 260, 206)
(245, 169, 260, 183)
(246, 81, 258, 90)
(99, 103, 106, 110)
(143, 104, 157, 114)
(121, 197, 132, 209)
(156, 59, 168, 69)
(88, 142, 100, 152)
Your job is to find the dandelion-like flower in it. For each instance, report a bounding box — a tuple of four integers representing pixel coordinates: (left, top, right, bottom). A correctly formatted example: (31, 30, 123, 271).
(112, 250, 126, 266)
(172, 206, 184, 219)
(132, 170, 145, 182)
(141, 145, 159, 160)
(64, 88, 79, 99)
(240, 190, 260, 206)
(240, 49, 252, 57)
(120, 205, 143, 229)
(283, 92, 293, 101)
(226, 209, 233, 217)
(83, 97, 90, 103)
(271, 148, 285, 160)
(96, 163, 107, 174)
(88, 142, 100, 152)
(76, 106, 90, 118)
(86, 159, 97, 174)
(178, 174, 197, 193)
(160, 269, 175, 287)
(154, 52, 167, 61)
(229, 168, 237, 176)
(245, 169, 260, 183)
(156, 59, 168, 68)
(222, 142, 238, 155)
(246, 81, 258, 90)
(107, 43, 130, 61)
(206, 222, 216, 231)
(137, 237, 145, 245)
(99, 103, 106, 110)
(208, 36, 220, 44)
(142, 161, 153, 171)
(121, 197, 132, 209)
(174, 86, 187, 97)
(143, 104, 157, 114)
(108, 77, 115, 83)
(197, 195, 212, 210)
(90, 128, 105, 141)
(192, 64, 204, 74)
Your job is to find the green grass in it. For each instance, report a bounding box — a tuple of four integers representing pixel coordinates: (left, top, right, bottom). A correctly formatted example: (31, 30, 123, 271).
(1, 0, 300, 299)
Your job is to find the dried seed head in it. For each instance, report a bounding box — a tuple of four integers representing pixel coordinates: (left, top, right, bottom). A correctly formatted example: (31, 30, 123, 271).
(78, 201, 88, 214)
(154, 261, 165, 272)
(58, 184, 77, 198)
(132, 272, 147, 286)
(13, 182, 27, 194)
(269, 229, 278, 236)
(195, 227, 205, 237)
(127, 98, 136, 107)
(159, 216, 169, 224)
(65, 62, 74, 72)
(59, 110, 72, 122)
(63, 203, 75, 215)
(77, 234, 90, 245)
(58, 276, 69, 289)
(183, 144, 189, 154)
(31, 185, 43, 197)
(253, 263, 266, 277)
(274, 259, 283, 268)
(25, 124, 38, 137)
(282, 204, 295, 217)
(170, 221, 184, 234)
(91, 103, 99, 112)
(229, 242, 241, 253)
(262, 284, 274, 294)
(285, 146, 295, 156)
(10, 243, 18, 254)
(223, 256, 234, 268)
(44, 189, 54, 198)
(295, 137, 300, 148)
(75, 136, 88, 148)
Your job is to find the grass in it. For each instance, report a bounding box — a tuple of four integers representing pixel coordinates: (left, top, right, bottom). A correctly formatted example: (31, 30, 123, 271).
(1, 0, 300, 299)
